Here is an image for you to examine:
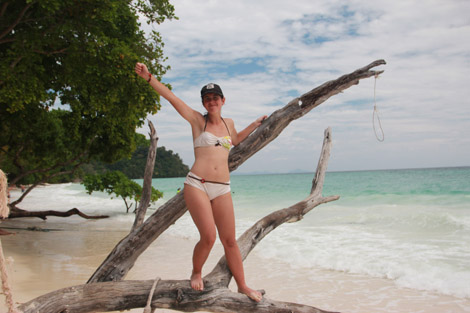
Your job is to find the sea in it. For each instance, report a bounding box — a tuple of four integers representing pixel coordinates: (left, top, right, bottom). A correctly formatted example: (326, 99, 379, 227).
(3, 166, 470, 312)
(151, 166, 470, 299)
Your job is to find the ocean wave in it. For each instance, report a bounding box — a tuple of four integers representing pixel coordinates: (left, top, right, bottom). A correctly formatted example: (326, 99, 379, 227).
(255, 223, 470, 299)
(10, 178, 470, 300)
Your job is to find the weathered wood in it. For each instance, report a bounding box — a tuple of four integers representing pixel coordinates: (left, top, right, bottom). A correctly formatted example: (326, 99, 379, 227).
(228, 59, 385, 172)
(87, 59, 385, 284)
(206, 128, 338, 285)
(132, 120, 159, 231)
(18, 280, 338, 313)
(87, 192, 186, 283)
(20, 127, 339, 312)
(7, 207, 109, 220)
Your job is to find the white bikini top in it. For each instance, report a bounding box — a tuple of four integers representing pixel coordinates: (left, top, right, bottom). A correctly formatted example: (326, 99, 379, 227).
(193, 116, 233, 151)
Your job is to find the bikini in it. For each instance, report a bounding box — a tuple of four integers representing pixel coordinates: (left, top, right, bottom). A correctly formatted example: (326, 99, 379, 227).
(193, 117, 232, 151)
(184, 117, 233, 200)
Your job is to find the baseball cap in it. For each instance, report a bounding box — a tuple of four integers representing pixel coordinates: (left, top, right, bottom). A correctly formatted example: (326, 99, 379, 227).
(201, 83, 224, 98)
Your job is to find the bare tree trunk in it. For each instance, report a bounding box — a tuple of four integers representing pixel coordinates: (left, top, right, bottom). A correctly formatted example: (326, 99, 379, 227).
(123, 197, 132, 213)
(19, 127, 339, 313)
(87, 59, 385, 284)
(132, 120, 159, 231)
(18, 280, 337, 313)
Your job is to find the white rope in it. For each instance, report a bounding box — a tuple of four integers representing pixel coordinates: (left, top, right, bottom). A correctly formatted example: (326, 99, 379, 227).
(143, 277, 160, 313)
(372, 74, 385, 142)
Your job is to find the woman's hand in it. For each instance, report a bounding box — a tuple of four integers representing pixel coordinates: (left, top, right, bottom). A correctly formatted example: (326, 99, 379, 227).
(135, 62, 150, 80)
(253, 115, 268, 128)
(232, 115, 268, 146)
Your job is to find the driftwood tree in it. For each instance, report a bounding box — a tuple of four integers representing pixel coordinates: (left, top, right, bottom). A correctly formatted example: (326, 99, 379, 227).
(132, 120, 159, 231)
(18, 60, 385, 313)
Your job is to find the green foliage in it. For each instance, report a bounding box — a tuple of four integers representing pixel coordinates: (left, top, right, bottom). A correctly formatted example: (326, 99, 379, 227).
(96, 133, 190, 178)
(83, 170, 163, 213)
(154, 146, 189, 178)
(0, 1, 176, 188)
(0, 107, 82, 184)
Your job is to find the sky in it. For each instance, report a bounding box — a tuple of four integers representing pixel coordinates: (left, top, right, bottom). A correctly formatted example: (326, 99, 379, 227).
(138, 0, 470, 174)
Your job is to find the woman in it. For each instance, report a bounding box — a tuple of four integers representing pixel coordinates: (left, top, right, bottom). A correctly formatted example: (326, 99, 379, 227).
(135, 63, 266, 302)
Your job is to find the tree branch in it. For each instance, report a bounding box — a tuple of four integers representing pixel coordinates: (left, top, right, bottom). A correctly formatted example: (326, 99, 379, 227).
(87, 60, 385, 283)
(0, 2, 34, 41)
(132, 120, 159, 230)
(18, 280, 338, 313)
(206, 127, 338, 285)
(228, 59, 386, 172)
(0, 2, 8, 19)
(19, 127, 339, 312)
(33, 47, 68, 55)
(8, 207, 108, 220)
(9, 160, 84, 207)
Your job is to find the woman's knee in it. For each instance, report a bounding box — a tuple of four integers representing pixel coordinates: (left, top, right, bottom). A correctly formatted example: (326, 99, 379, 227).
(200, 231, 217, 248)
(220, 235, 237, 249)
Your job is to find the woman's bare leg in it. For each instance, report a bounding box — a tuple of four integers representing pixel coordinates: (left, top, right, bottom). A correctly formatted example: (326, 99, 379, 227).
(184, 185, 217, 291)
(211, 193, 262, 302)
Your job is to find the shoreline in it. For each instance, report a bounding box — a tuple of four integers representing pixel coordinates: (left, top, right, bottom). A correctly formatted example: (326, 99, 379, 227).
(1, 219, 470, 313)
(2, 180, 470, 313)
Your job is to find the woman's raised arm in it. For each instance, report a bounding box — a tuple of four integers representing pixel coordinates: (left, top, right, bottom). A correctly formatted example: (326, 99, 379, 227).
(135, 63, 199, 124)
(229, 115, 267, 146)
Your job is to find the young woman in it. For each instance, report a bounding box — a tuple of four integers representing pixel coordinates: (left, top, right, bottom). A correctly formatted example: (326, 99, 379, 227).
(135, 63, 266, 302)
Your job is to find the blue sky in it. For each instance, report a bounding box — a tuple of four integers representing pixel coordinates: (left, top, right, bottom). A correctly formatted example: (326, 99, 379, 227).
(138, 0, 470, 174)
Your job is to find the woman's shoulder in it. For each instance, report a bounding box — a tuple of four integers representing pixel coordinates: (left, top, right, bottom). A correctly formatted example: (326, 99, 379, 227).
(222, 117, 234, 125)
(190, 112, 207, 132)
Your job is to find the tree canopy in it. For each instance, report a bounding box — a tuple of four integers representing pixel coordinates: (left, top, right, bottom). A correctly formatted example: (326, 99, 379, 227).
(0, 0, 176, 193)
(93, 134, 190, 179)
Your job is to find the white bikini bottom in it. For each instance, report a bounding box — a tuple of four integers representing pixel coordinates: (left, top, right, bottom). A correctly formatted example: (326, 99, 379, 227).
(184, 172, 231, 200)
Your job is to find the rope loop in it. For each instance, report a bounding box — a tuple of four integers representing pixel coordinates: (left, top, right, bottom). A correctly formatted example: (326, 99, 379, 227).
(372, 74, 385, 142)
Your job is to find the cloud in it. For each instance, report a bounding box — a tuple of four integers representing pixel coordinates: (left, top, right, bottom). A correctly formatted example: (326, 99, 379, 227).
(139, 0, 470, 173)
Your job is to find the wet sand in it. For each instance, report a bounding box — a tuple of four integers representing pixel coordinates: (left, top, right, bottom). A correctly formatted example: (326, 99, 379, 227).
(1, 216, 470, 313)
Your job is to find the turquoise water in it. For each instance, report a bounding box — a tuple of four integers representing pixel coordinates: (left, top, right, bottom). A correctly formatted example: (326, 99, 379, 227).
(4, 166, 468, 313)
(150, 166, 470, 216)
(149, 167, 470, 298)
(9, 167, 468, 299)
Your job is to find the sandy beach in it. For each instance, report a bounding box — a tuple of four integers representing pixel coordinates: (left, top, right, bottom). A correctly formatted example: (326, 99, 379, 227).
(1, 216, 470, 313)
(2, 176, 470, 313)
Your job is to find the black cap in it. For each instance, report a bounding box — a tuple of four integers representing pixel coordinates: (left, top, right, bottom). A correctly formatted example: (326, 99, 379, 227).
(201, 83, 224, 98)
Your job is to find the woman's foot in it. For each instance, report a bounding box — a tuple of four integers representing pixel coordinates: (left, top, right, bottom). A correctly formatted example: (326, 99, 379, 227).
(238, 286, 262, 302)
(190, 271, 204, 291)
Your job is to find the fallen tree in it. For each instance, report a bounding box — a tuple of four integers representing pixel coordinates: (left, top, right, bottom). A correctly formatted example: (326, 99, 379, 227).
(18, 60, 385, 312)
(20, 127, 338, 313)
(7, 207, 109, 220)
(87, 59, 385, 284)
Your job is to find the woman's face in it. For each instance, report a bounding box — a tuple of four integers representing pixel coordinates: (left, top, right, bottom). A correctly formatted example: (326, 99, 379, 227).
(202, 93, 225, 113)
